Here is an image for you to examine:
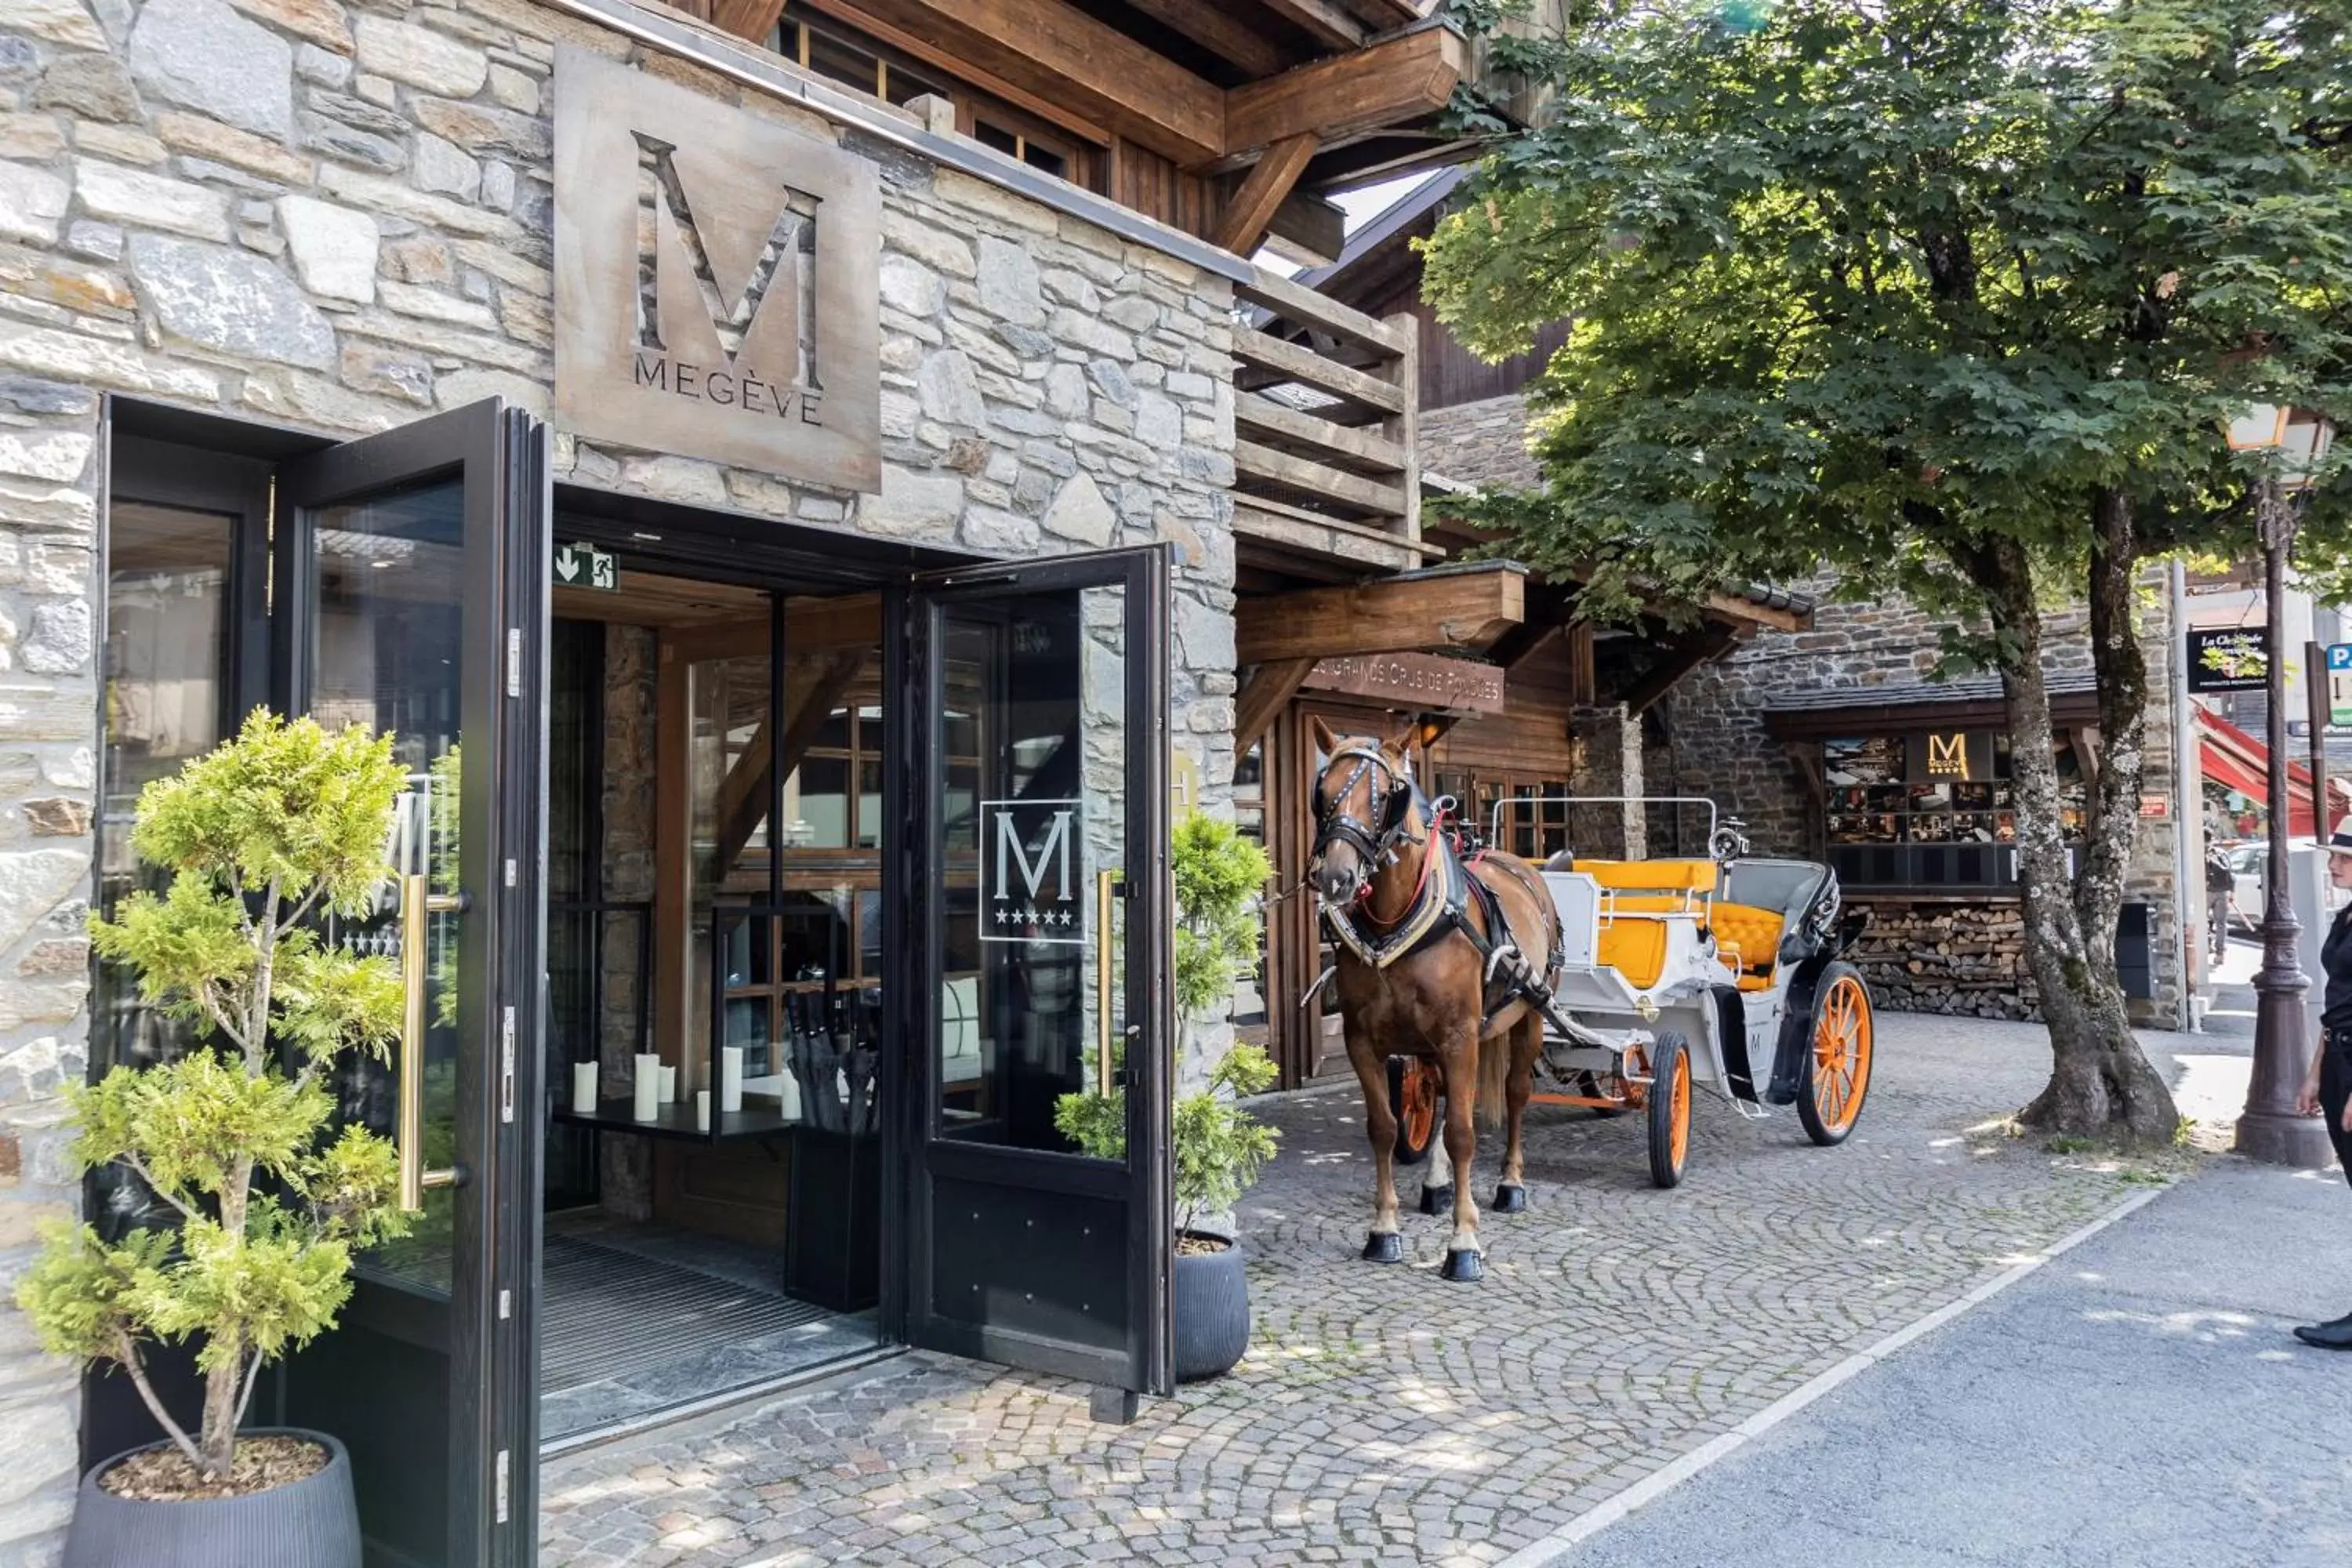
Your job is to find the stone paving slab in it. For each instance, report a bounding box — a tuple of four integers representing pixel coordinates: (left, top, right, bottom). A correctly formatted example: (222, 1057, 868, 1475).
(540, 1014, 2176, 1566)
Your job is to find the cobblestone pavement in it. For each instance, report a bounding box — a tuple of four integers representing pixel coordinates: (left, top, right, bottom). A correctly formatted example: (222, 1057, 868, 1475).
(540, 1014, 2187, 1566)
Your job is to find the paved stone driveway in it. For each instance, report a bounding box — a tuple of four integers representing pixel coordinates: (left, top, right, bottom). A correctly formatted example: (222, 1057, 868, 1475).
(540, 1014, 2174, 1566)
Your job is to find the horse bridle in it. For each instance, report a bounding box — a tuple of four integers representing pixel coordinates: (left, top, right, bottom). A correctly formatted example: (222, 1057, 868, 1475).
(1312, 743, 1423, 877)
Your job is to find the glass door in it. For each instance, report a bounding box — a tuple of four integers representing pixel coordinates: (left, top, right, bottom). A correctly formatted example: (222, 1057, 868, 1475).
(899, 547, 1173, 1396)
(271, 401, 547, 1568)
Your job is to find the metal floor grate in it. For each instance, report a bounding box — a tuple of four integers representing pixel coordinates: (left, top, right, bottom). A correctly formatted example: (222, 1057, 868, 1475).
(539, 1234, 833, 1393)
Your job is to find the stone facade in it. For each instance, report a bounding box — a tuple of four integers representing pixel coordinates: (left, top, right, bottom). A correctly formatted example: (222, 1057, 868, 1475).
(1657, 577, 2188, 1026)
(0, 0, 1240, 1550)
(1418, 391, 1538, 488)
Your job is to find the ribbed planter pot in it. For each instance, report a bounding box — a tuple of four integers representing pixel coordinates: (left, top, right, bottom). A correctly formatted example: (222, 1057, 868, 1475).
(1173, 1231, 1250, 1382)
(65, 1429, 360, 1568)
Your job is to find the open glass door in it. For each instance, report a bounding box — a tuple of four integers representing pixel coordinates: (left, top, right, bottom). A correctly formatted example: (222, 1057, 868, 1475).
(900, 546, 1173, 1396)
(271, 401, 547, 1568)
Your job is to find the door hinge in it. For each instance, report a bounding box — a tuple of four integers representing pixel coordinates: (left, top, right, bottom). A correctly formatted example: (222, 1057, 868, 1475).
(506, 627, 522, 699)
(503, 858, 517, 888)
(495, 1448, 510, 1525)
(499, 1287, 511, 1320)
(499, 1006, 516, 1124)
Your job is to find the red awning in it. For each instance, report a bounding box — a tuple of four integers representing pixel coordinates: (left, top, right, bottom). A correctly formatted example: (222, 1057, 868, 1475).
(2197, 709, 2350, 837)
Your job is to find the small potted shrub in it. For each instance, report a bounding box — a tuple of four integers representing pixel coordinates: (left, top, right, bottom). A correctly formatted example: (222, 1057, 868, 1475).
(20, 713, 412, 1568)
(1058, 809, 1279, 1381)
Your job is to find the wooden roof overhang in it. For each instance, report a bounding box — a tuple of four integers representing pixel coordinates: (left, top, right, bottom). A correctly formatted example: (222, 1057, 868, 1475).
(1762, 688, 2103, 740)
(671, 0, 1482, 258)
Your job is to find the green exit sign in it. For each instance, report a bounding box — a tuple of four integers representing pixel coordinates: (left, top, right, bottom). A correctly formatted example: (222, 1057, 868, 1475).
(554, 541, 615, 592)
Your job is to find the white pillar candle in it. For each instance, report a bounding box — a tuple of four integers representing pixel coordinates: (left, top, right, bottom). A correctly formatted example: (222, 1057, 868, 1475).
(633, 1053, 661, 1123)
(720, 1045, 744, 1113)
(778, 1068, 801, 1123)
(572, 1061, 598, 1116)
(695, 1089, 711, 1132)
(657, 1063, 677, 1104)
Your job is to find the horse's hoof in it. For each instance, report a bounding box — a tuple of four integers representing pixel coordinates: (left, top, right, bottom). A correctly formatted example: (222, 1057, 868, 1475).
(1440, 1247, 1484, 1283)
(1418, 1183, 1454, 1216)
(1361, 1231, 1404, 1264)
(1493, 1183, 1528, 1214)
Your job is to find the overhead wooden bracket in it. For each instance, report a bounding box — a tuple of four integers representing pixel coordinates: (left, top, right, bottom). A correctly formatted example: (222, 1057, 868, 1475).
(1217, 133, 1320, 256)
(1621, 625, 1738, 717)
(1235, 564, 1526, 665)
(1235, 656, 1316, 754)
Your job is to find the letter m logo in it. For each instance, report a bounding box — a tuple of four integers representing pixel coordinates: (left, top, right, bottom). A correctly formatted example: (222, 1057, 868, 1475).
(633, 132, 816, 391)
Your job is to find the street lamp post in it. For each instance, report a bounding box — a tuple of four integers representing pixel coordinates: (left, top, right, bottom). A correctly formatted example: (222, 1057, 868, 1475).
(2231, 404, 2337, 1167)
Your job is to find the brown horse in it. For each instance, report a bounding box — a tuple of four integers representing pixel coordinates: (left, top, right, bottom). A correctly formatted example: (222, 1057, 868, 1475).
(1309, 720, 1564, 1282)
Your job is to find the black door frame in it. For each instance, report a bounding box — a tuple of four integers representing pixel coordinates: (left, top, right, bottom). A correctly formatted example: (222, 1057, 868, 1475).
(896, 546, 1174, 1396)
(274, 401, 547, 1568)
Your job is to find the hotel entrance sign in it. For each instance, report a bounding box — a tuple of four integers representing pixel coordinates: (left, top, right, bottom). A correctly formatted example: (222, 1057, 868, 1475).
(552, 46, 881, 492)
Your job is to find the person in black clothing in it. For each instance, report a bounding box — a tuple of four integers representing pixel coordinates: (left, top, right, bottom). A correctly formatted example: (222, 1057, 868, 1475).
(2292, 830, 2352, 1349)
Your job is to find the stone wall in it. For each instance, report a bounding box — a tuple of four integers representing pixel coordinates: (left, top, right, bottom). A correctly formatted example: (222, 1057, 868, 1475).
(0, 0, 1240, 1547)
(1657, 576, 2188, 1028)
(1418, 392, 1538, 489)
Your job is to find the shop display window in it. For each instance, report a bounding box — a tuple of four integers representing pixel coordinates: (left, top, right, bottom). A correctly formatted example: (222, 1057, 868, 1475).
(1820, 729, 2085, 889)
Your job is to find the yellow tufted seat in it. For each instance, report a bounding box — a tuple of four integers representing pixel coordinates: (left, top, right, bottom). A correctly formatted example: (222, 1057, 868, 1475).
(1710, 902, 1785, 989)
(1595, 918, 1668, 989)
(1577, 858, 1719, 895)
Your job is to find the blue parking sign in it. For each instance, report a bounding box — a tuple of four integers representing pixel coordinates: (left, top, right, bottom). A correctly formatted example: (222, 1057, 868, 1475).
(2331, 644, 2352, 727)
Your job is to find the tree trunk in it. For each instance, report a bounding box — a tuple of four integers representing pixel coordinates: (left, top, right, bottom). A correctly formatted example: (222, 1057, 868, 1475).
(1975, 532, 2179, 1147)
(199, 1339, 243, 1480)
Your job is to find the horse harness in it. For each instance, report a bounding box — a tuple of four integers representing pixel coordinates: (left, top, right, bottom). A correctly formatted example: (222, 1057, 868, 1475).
(1312, 744, 1566, 1025)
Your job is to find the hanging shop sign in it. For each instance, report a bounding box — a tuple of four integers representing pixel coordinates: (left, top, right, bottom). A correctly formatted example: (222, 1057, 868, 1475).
(552, 46, 881, 492)
(2186, 626, 2268, 692)
(1301, 652, 1508, 716)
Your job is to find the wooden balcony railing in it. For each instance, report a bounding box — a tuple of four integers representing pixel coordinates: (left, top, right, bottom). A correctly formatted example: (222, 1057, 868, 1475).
(1232, 265, 1428, 572)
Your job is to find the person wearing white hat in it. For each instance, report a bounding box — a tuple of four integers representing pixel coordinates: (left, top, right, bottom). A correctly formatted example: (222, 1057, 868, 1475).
(2293, 830, 2352, 1349)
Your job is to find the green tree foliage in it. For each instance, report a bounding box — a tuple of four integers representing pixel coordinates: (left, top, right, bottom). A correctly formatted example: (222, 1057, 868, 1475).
(1057, 809, 1282, 1236)
(19, 712, 413, 1481)
(1425, 0, 2351, 1144)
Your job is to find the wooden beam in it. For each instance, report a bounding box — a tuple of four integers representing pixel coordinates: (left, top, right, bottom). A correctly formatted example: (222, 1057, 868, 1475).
(1225, 26, 1465, 156)
(1237, 264, 1408, 355)
(1236, 391, 1406, 472)
(712, 649, 869, 878)
(1234, 326, 1406, 413)
(812, 0, 1222, 165)
(708, 0, 787, 42)
(1264, 189, 1345, 266)
(1216, 132, 1319, 255)
(665, 593, 881, 665)
(1236, 566, 1526, 663)
(1119, 0, 1294, 77)
(1619, 626, 1737, 718)
(1236, 439, 1408, 515)
(1256, 0, 1367, 50)
(1236, 656, 1316, 752)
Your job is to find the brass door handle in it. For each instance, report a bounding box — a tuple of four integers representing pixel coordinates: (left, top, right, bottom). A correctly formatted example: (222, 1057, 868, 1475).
(1095, 869, 1117, 1092)
(397, 873, 464, 1214)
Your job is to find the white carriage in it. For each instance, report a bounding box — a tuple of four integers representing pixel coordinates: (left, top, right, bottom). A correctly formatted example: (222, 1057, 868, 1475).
(1387, 799, 1877, 1187)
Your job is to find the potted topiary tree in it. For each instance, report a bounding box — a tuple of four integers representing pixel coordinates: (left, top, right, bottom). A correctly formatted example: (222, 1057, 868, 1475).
(1057, 808, 1279, 1381)
(19, 712, 412, 1568)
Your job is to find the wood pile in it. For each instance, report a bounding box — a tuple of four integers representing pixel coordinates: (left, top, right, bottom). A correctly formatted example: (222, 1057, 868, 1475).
(1846, 899, 2039, 1020)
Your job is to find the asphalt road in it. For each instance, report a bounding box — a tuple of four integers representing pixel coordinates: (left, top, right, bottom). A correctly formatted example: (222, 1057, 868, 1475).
(1559, 1156, 2352, 1568)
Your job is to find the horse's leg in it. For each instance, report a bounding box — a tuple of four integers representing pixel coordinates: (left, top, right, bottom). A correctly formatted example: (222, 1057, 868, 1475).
(1494, 1014, 1538, 1214)
(1437, 1025, 1484, 1282)
(1345, 1025, 1404, 1263)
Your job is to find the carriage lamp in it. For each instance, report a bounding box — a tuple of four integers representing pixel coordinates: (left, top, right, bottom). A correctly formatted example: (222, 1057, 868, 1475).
(2230, 403, 2336, 1167)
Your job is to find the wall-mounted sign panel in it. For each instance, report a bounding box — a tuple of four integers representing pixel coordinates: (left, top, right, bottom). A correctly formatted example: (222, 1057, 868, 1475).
(2187, 626, 2268, 692)
(1301, 651, 1508, 716)
(553, 45, 881, 492)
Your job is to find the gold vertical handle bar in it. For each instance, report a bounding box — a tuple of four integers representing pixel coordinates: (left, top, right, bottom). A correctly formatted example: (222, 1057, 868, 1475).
(1095, 869, 1116, 1093)
(397, 873, 464, 1214)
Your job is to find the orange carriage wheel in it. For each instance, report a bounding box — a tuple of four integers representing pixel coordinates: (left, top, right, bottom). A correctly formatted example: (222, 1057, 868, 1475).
(1644, 1032, 1693, 1189)
(1797, 961, 1874, 1147)
(1387, 1056, 1442, 1167)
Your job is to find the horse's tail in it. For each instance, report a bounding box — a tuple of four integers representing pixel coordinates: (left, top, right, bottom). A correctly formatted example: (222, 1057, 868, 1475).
(1477, 1022, 1508, 1130)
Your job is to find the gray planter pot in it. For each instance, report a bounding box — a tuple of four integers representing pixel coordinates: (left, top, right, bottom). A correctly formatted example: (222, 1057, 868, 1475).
(1173, 1231, 1250, 1382)
(65, 1428, 360, 1568)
